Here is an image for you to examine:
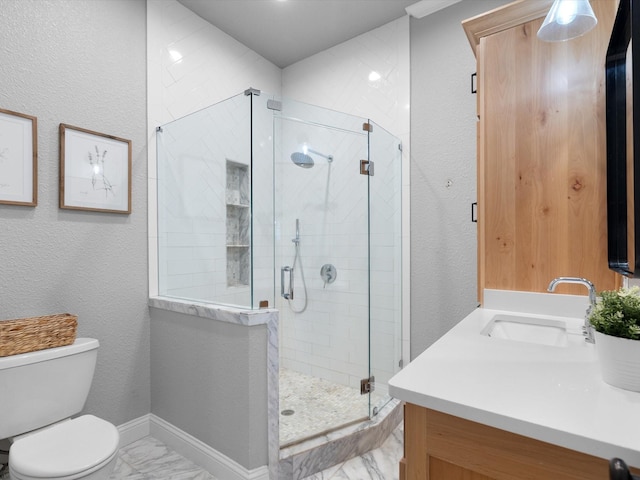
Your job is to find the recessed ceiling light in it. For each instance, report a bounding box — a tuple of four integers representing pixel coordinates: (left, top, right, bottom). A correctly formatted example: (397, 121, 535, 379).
(169, 49, 183, 62)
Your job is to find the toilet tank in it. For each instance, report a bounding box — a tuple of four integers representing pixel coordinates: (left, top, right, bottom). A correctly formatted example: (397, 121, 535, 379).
(0, 338, 99, 439)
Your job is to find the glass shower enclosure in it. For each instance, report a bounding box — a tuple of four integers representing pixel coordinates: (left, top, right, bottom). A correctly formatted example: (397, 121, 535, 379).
(156, 89, 402, 446)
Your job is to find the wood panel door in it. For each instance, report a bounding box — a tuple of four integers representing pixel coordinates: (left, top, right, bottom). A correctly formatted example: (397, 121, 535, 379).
(477, 0, 621, 298)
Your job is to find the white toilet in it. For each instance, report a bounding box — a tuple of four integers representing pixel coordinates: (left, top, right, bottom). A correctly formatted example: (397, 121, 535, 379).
(0, 338, 120, 480)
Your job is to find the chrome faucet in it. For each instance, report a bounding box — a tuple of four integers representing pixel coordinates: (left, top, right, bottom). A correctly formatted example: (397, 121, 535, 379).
(547, 277, 596, 343)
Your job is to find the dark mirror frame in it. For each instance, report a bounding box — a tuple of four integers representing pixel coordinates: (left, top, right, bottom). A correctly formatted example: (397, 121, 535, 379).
(606, 0, 640, 276)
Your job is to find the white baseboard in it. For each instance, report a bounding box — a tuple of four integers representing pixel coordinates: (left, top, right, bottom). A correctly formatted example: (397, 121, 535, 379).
(117, 414, 268, 480)
(117, 413, 151, 448)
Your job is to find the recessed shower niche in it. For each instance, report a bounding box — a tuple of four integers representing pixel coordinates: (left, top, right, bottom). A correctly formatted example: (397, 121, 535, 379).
(155, 89, 403, 459)
(226, 160, 250, 287)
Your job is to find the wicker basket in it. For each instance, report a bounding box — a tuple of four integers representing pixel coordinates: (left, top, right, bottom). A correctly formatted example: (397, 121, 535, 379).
(0, 313, 78, 357)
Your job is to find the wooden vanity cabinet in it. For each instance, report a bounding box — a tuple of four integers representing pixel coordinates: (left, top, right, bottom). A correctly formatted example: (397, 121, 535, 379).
(401, 403, 640, 480)
(465, 0, 621, 302)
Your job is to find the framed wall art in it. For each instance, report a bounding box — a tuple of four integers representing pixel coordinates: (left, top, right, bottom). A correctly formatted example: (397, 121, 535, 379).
(59, 124, 131, 214)
(0, 108, 37, 206)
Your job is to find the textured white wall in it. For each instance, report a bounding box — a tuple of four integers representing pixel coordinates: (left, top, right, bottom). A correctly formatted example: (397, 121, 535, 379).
(409, 0, 511, 357)
(0, 0, 149, 426)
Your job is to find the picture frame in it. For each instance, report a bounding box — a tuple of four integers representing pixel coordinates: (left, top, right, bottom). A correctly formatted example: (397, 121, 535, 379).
(0, 108, 37, 206)
(59, 124, 131, 214)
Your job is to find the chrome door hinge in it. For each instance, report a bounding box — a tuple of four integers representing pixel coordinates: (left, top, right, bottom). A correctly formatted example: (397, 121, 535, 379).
(360, 160, 374, 176)
(360, 376, 375, 395)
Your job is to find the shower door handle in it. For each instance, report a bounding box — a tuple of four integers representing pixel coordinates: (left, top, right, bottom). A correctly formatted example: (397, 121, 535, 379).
(281, 266, 294, 300)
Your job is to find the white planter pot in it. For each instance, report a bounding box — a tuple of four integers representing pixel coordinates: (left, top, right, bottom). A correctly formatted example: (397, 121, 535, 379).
(595, 331, 640, 392)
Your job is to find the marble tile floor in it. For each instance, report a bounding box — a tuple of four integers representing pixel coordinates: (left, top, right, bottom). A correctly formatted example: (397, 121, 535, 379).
(108, 421, 403, 480)
(109, 436, 217, 480)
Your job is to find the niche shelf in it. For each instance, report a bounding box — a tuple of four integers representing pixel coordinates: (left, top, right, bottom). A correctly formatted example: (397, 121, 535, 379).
(226, 160, 250, 287)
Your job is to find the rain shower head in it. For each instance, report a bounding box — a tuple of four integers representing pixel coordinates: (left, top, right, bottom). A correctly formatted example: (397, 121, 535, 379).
(291, 152, 315, 168)
(290, 148, 333, 168)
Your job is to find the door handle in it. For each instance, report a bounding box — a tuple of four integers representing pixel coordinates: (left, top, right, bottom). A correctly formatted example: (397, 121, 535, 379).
(281, 266, 294, 299)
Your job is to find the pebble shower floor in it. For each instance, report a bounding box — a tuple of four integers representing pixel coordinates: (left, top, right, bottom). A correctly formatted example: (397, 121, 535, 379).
(279, 368, 387, 446)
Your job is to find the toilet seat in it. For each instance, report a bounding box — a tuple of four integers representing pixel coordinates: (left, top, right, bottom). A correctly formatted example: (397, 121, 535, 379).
(9, 415, 119, 480)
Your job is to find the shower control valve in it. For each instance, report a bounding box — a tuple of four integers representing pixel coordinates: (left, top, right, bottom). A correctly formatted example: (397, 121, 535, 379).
(320, 264, 337, 288)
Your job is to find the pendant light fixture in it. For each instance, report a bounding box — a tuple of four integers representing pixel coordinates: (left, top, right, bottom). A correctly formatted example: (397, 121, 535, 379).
(537, 0, 598, 42)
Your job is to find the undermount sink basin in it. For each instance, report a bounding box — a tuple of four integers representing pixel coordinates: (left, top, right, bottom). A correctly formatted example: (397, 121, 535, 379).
(480, 314, 578, 347)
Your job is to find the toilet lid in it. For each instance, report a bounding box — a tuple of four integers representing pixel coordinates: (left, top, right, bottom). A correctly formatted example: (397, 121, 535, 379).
(10, 415, 119, 479)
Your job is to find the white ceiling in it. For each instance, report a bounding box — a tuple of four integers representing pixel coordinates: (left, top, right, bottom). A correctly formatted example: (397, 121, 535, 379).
(177, 0, 461, 68)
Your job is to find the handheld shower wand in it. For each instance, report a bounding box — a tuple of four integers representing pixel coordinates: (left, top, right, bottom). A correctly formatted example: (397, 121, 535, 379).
(293, 219, 300, 244)
(283, 218, 308, 313)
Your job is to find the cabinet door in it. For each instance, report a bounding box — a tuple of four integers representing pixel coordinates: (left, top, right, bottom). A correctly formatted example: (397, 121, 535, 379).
(478, 0, 620, 297)
(402, 404, 640, 480)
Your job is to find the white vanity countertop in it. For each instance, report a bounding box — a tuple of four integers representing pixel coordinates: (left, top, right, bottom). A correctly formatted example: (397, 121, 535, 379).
(389, 289, 640, 466)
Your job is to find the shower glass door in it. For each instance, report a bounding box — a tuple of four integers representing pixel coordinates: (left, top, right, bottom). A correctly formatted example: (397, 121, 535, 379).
(273, 98, 371, 446)
(367, 119, 403, 418)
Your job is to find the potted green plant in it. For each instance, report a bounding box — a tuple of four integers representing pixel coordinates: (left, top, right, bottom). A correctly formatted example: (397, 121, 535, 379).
(589, 286, 640, 392)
